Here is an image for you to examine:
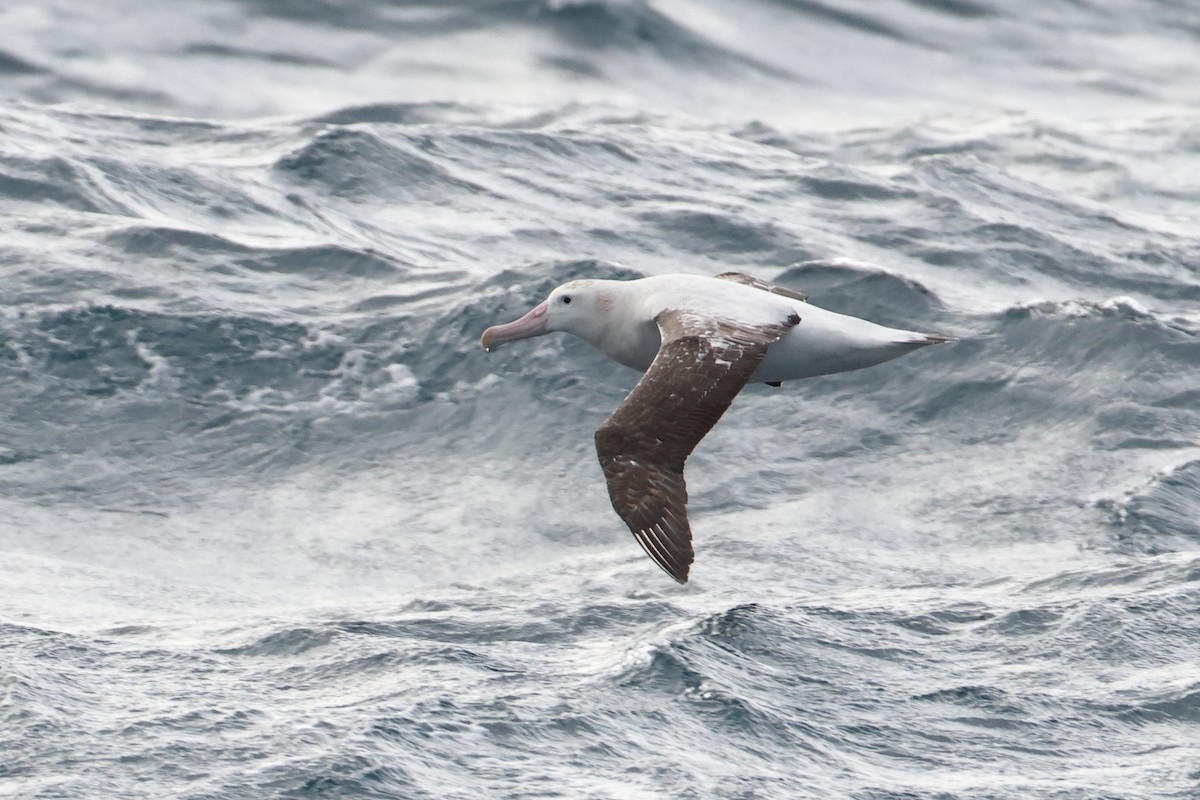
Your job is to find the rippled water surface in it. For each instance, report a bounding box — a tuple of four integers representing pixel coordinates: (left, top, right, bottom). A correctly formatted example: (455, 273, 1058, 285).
(2, 1, 1200, 798)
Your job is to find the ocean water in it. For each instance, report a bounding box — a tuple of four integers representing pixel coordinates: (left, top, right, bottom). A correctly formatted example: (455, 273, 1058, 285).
(2, 1, 1200, 797)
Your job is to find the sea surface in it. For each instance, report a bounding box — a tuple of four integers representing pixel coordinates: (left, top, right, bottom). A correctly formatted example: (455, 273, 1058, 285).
(2, 1, 1200, 798)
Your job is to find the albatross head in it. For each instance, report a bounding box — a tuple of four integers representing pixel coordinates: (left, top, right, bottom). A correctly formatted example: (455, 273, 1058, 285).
(480, 280, 615, 351)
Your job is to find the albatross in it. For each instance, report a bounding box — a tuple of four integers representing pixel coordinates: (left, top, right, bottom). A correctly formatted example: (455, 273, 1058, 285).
(480, 272, 953, 584)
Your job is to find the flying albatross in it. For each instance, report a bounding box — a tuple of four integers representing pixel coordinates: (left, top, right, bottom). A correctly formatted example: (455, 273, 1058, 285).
(480, 272, 953, 584)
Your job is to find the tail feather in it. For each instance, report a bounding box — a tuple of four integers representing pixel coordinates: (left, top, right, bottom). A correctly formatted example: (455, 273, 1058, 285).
(918, 333, 956, 344)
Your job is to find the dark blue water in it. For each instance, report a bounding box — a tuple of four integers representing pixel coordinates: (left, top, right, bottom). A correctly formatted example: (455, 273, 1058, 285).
(2, 1, 1200, 797)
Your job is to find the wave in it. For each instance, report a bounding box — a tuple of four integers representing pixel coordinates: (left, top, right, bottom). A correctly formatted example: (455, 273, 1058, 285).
(3, 0, 1195, 122)
(1106, 461, 1200, 553)
(4, 14, 1200, 793)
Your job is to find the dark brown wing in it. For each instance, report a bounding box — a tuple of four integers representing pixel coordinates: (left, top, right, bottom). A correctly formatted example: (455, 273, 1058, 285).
(593, 309, 800, 583)
(715, 272, 809, 303)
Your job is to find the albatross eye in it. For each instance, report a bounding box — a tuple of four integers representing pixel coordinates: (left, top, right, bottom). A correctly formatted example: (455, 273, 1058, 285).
(561, 296, 572, 305)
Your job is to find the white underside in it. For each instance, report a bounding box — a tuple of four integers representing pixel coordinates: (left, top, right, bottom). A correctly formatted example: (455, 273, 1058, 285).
(602, 276, 938, 383)
(752, 301, 934, 383)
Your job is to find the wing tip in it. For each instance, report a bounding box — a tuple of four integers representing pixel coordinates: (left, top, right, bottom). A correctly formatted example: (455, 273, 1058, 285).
(714, 271, 809, 302)
(631, 526, 694, 585)
(660, 556, 691, 584)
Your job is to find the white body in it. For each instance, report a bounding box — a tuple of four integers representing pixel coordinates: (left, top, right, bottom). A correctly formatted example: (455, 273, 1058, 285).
(568, 274, 938, 383)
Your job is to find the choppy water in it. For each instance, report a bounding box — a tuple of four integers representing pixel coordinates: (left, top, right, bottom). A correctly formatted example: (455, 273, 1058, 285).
(3, 1, 1200, 798)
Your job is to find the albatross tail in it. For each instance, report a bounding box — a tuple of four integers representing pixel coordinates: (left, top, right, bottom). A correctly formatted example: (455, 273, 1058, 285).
(906, 332, 956, 345)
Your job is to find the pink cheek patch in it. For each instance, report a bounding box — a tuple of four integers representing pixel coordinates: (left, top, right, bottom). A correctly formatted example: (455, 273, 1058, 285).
(596, 293, 613, 313)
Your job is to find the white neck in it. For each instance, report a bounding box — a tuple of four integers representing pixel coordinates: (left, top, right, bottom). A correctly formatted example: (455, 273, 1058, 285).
(579, 281, 661, 372)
